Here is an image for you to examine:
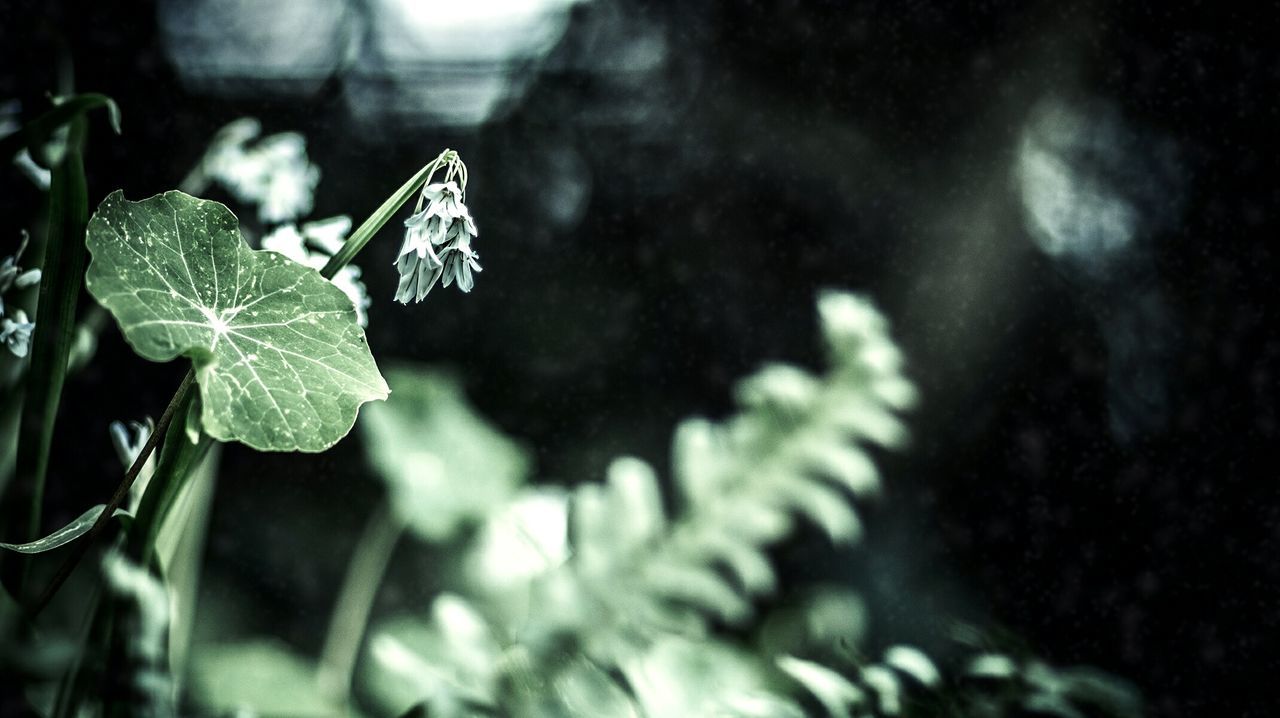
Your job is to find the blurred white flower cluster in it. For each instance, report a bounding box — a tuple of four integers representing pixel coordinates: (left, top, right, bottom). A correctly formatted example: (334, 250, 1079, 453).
(262, 216, 371, 326)
(199, 118, 320, 223)
(395, 154, 481, 303)
(186, 119, 371, 326)
(0, 232, 41, 357)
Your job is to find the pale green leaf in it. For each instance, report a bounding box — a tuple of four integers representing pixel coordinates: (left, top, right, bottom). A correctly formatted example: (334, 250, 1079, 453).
(765, 477, 862, 543)
(190, 640, 344, 717)
(468, 489, 569, 590)
(605, 457, 666, 550)
(684, 527, 777, 594)
(760, 587, 867, 658)
(360, 365, 529, 541)
(623, 636, 792, 718)
(777, 656, 864, 718)
(642, 558, 752, 623)
(519, 659, 638, 718)
(966, 653, 1018, 680)
(883, 645, 940, 688)
(860, 665, 901, 715)
(364, 599, 500, 718)
(85, 190, 389, 452)
(0, 504, 131, 554)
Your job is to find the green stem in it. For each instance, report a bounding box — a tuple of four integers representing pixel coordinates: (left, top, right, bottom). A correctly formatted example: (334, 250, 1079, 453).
(319, 150, 455, 279)
(50, 585, 108, 718)
(316, 499, 404, 707)
(159, 442, 220, 690)
(30, 370, 194, 616)
(1, 115, 89, 592)
(125, 394, 213, 568)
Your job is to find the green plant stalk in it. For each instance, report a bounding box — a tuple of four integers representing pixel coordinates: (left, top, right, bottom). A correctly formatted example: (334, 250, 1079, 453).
(158, 442, 220, 690)
(31, 153, 449, 610)
(125, 392, 213, 568)
(316, 499, 404, 707)
(319, 150, 455, 279)
(50, 585, 109, 718)
(1, 116, 89, 592)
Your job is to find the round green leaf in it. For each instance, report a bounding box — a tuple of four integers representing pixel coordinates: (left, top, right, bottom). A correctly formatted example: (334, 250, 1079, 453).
(86, 190, 389, 452)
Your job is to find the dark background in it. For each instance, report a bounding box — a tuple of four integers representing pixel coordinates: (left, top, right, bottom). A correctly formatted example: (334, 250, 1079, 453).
(2, 1, 1277, 716)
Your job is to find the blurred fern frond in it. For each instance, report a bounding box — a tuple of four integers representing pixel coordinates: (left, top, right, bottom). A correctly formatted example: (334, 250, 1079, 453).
(356, 292, 1141, 718)
(362, 292, 923, 716)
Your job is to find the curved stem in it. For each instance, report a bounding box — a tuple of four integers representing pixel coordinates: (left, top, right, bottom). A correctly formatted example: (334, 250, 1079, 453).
(30, 369, 194, 615)
(319, 150, 455, 279)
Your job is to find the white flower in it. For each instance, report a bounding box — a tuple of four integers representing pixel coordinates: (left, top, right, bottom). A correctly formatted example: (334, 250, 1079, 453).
(1, 309, 34, 357)
(110, 418, 155, 469)
(261, 217, 370, 326)
(203, 118, 262, 176)
(110, 418, 156, 512)
(0, 231, 41, 316)
(260, 223, 310, 264)
(329, 265, 371, 327)
(421, 181, 470, 221)
(257, 141, 320, 223)
(300, 215, 352, 256)
(439, 218, 482, 293)
(202, 118, 319, 223)
(14, 149, 51, 190)
(395, 181, 481, 303)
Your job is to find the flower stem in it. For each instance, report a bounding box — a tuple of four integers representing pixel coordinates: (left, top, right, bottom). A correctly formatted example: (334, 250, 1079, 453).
(125, 392, 212, 568)
(30, 370, 194, 616)
(316, 499, 404, 708)
(319, 150, 456, 279)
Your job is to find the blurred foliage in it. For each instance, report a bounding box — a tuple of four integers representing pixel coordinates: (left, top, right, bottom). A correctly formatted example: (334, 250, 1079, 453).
(190, 640, 345, 717)
(0, 101, 1140, 718)
(360, 366, 530, 542)
(332, 293, 1140, 717)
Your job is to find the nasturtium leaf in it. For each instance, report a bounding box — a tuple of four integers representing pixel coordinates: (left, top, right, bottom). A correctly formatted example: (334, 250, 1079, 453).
(85, 190, 389, 452)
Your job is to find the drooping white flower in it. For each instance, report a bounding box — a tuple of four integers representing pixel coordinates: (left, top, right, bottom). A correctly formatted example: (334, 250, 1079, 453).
(420, 181, 470, 222)
(1, 308, 34, 357)
(261, 216, 370, 326)
(395, 180, 481, 303)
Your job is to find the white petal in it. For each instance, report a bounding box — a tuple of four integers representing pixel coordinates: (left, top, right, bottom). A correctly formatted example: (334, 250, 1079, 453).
(14, 268, 40, 288)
